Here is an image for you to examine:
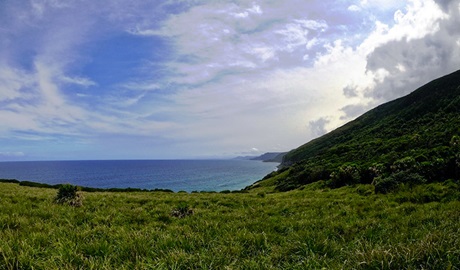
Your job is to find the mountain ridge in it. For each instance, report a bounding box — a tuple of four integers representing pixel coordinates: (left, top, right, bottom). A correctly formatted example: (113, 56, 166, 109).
(233, 152, 286, 162)
(250, 152, 286, 163)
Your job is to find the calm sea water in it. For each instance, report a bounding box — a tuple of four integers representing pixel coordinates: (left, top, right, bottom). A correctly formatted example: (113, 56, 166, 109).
(0, 160, 277, 192)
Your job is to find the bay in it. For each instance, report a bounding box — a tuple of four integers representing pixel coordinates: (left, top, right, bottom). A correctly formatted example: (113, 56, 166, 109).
(0, 160, 277, 192)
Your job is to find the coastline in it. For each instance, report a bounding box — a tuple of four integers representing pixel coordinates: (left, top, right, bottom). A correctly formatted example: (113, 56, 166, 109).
(0, 159, 278, 193)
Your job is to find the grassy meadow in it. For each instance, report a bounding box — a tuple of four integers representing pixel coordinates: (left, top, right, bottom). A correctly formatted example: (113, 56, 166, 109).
(0, 181, 459, 269)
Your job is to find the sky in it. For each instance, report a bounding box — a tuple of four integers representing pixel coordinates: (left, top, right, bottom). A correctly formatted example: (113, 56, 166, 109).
(0, 0, 459, 161)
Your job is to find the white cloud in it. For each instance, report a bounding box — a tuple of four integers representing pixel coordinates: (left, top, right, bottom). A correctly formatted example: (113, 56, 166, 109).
(348, 5, 361, 12)
(360, 0, 448, 54)
(248, 46, 277, 62)
(231, 3, 263, 18)
(360, 0, 403, 10)
(391, 0, 448, 41)
(61, 76, 97, 87)
(121, 82, 161, 91)
(0, 65, 34, 101)
(395, 63, 406, 72)
(114, 93, 146, 107)
(314, 40, 354, 68)
(276, 19, 327, 52)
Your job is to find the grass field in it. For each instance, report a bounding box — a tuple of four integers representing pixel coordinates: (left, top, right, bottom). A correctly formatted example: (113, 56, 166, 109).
(0, 181, 459, 269)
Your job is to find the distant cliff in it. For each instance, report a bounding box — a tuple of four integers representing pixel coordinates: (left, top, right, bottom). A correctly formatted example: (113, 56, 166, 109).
(233, 152, 286, 163)
(250, 152, 286, 163)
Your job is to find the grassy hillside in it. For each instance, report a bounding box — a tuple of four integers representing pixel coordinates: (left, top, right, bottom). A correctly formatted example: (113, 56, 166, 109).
(0, 182, 459, 269)
(256, 70, 460, 191)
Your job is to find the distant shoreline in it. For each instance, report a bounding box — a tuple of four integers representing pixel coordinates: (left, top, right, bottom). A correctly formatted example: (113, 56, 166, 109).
(0, 178, 175, 193)
(0, 178, 258, 194)
(0, 159, 278, 192)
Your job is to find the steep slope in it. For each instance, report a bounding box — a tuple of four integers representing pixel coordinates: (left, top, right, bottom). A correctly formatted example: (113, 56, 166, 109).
(256, 70, 460, 191)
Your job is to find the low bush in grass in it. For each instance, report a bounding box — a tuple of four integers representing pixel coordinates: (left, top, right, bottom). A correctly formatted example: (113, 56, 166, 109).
(170, 202, 193, 218)
(54, 184, 83, 207)
(374, 171, 426, 194)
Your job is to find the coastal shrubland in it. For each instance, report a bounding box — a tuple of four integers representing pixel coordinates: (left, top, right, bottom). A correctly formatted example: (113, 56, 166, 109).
(0, 181, 459, 269)
(1, 69, 459, 269)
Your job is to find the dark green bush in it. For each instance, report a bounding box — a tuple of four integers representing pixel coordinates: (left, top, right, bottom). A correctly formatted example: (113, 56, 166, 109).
(275, 165, 331, 191)
(257, 192, 266, 198)
(54, 184, 83, 207)
(373, 176, 399, 194)
(374, 171, 426, 194)
(391, 156, 417, 173)
(275, 178, 301, 192)
(329, 163, 361, 188)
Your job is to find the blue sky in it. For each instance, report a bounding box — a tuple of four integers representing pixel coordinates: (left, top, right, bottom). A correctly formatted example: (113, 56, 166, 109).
(1, 0, 459, 161)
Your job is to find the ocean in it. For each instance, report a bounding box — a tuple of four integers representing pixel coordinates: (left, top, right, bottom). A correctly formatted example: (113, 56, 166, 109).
(0, 160, 278, 192)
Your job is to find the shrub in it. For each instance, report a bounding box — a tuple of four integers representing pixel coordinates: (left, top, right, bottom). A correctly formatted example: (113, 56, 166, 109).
(374, 171, 426, 194)
(170, 202, 193, 218)
(373, 176, 399, 194)
(275, 165, 330, 191)
(450, 135, 460, 148)
(329, 164, 361, 187)
(257, 192, 266, 198)
(275, 179, 300, 192)
(54, 184, 83, 207)
(391, 156, 417, 173)
(368, 163, 386, 178)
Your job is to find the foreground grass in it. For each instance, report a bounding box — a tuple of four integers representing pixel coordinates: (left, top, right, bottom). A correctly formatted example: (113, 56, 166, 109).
(0, 182, 459, 269)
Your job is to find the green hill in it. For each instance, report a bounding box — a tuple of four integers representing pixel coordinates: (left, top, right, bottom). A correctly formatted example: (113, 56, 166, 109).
(253, 70, 460, 192)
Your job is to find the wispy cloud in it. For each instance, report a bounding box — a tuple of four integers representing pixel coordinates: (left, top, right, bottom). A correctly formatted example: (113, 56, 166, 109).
(61, 76, 97, 87)
(120, 82, 161, 91)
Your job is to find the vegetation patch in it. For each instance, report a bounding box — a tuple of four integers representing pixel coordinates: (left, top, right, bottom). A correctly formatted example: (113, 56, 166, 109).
(54, 184, 83, 207)
(170, 202, 194, 218)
